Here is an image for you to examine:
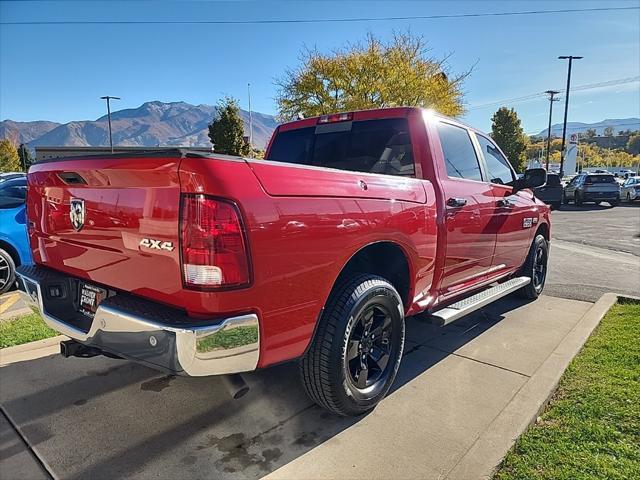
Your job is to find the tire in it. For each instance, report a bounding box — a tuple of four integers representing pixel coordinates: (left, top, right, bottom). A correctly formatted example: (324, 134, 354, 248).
(300, 274, 405, 416)
(552, 202, 562, 210)
(0, 248, 17, 295)
(561, 192, 568, 205)
(609, 200, 619, 207)
(516, 234, 548, 300)
(627, 193, 632, 203)
(575, 192, 583, 206)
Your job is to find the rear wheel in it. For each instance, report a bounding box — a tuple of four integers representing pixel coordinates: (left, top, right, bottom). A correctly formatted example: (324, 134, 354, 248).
(609, 199, 619, 207)
(627, 192, 632, 202)
(552, 201, 562, 210)
(0, 248, 16, 295)
(517, 234, 548, 299)
(300, 274, 405, 416)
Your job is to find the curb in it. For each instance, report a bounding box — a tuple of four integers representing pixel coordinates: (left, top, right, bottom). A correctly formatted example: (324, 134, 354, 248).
(447, 292, 622, 480)
(0, 335, 68, 367)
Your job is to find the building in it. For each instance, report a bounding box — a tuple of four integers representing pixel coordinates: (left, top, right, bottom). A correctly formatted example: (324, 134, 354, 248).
(35, 146, 214, 162)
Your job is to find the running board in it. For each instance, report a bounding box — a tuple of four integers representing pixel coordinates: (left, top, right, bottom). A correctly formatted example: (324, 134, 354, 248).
(427, 276, 531, 327)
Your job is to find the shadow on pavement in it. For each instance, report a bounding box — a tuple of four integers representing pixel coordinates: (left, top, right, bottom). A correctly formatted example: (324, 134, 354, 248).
(0, 295, 532, 480)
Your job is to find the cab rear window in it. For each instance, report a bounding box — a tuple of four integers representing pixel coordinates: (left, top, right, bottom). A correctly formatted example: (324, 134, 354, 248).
(266, 118, 415, 176)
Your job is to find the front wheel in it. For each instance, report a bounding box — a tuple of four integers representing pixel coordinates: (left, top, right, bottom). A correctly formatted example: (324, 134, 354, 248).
(300, 274, 405, 416)
(627, 193, 632, 202)
(517, 234, 549, 299)
(575, 192, 583, 206)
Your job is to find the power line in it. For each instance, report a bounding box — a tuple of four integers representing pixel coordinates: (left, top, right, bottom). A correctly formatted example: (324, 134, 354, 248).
(1, 6, 638, 25)
(468, 76, 640, 111)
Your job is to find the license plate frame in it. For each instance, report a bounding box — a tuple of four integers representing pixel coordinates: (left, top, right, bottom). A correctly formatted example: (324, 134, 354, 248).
(78, 282, 108, 318)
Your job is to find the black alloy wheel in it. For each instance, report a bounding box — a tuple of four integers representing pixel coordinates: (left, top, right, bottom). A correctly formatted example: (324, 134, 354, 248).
(345, 303, 398, 396)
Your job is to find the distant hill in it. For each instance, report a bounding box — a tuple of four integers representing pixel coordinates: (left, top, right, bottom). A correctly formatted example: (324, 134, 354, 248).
(0, 101, 278, 150)
(537, 118, 640, 137)
(0, 120, 62, 145)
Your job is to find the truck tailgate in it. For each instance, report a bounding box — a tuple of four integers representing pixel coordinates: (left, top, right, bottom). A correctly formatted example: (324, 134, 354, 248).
(27, 154, 183, 298)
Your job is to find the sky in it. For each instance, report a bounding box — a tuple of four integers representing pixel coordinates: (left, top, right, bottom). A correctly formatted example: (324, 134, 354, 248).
(0, 0, 639, 135)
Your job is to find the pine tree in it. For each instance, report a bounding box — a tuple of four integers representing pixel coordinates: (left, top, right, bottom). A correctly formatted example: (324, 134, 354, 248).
(0, 139, 22, 173)
(18, 144, 34, 171)
(208, 97, 250, 156)
(491, 107, 528, 172)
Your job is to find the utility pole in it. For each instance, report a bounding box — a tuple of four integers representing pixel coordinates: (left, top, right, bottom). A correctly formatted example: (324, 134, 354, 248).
(247, 83, 253, 158)
(100, 96, 120, 153)
(558, 56, 582, 177)
(544, 90, 560, 171)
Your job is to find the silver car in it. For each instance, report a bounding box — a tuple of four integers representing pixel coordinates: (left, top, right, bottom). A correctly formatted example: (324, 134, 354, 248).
(621, 176, 640, 202)
(563, 173, 620, 207)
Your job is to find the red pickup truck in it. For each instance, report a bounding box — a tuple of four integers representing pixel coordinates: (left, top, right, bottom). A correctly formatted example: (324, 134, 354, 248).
(17, 107, 550, 416)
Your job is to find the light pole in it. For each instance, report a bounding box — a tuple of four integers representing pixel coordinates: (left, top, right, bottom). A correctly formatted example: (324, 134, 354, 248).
(558, 56, 582, 177)
(100, 96, 120, 153)
(247, 83, 253, 158)
(544, 90, 560, 171)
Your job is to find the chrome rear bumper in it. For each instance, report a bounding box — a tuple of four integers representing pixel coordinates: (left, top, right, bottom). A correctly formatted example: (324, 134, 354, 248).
(15, 265, 260, 376)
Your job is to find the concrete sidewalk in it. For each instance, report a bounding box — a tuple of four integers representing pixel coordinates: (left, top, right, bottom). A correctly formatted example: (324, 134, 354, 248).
(0, 294, 605, 480)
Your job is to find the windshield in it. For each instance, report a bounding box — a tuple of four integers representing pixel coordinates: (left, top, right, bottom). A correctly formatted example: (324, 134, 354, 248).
(585, 175, 615, 184)
(266, 118, 415, 177)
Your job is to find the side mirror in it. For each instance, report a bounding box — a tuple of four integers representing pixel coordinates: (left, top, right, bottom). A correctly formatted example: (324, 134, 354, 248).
(516, 168, 547, 192)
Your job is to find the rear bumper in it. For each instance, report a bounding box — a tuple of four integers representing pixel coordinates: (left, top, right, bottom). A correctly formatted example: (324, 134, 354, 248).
(15, 265, 260, 376)
(582, 190, 619, 200)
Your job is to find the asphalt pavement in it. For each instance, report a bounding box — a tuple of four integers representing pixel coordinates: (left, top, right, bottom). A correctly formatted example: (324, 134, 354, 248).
(544, 203, 640, 302)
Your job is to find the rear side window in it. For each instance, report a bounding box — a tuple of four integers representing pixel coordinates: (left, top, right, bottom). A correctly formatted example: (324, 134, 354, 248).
(437, 122, 483, 181)
(476, 135, 515, 186)
(546, 174, 561, 186)
(585, 175, 615, 184)
(266, 118, 415, 176)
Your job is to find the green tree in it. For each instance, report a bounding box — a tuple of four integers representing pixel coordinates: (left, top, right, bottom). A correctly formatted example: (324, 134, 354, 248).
(603, 126, 614, 137)
(208, 97, 250, 156)
(584, 128, 597, 141)
(18, 144, 34, 171)
(276, 32, 471, 120)
(626, 133, 640, 155)
(0, 139, 21, 173)
(491, 107, 528, 172)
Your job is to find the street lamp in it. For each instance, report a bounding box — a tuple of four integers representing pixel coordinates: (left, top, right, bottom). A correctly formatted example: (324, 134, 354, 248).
(558, 56, 582, 176)
(544, 90, 560, 171)
(100, 96, 120, 153)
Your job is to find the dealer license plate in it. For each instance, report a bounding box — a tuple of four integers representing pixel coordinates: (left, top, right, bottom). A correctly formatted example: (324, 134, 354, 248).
(78, 283, 108, 317)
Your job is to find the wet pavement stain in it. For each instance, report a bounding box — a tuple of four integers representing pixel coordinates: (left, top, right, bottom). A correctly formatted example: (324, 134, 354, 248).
(292, 431, 317, 447)
(140, 375, 175, 392)
(200, 432, 284, 474)
(180, 455, 197, 466)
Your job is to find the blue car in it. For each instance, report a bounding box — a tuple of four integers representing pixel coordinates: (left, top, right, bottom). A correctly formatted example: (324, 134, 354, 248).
(0, 175, 32, 294)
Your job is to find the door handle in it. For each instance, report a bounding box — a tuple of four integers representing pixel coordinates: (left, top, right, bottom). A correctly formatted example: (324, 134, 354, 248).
(497, 198, 515, 208)
(447, 197, 467, 208)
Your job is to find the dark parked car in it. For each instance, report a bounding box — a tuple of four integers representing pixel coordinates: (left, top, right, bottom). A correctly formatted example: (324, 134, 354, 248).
(534, 173, 562, 209)
(563, 173, 620, 207)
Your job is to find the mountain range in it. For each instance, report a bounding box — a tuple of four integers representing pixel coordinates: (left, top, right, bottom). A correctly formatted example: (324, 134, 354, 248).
(0, 101, 279, 150)
(537, 118, 639, 137)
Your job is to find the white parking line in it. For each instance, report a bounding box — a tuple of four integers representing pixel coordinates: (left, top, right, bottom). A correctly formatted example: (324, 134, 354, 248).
(553, 239, 639, 266)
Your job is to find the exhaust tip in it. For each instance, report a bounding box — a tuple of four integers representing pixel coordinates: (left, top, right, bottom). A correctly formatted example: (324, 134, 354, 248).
(221, 374, 250, 400)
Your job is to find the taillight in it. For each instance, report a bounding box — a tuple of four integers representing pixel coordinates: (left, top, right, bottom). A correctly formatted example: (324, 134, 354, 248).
(180, 194, 250, 289)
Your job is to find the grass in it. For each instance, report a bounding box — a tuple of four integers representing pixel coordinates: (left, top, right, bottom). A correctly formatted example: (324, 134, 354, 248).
(0, 312, 58, 348)
(494, 300, 640, 480)
(196, 324, 259, 352)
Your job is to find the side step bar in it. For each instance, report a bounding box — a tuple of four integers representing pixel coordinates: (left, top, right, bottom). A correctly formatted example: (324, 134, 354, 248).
(426, 276, 531, 327)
